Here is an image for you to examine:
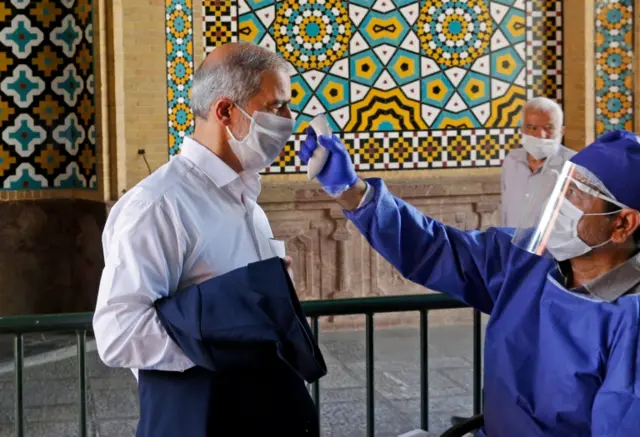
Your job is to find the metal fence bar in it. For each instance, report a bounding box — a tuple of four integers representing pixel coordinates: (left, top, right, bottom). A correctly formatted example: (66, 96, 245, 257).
(310, 316, 320, 426)
(419, 310, 429, 431)
(0, 295, 468, 333)
(77, 331, 87, 437)
(473, 310, 483, 415)
(0, 294, 480, 436)
(0, 313, 93, 334)
(14, 334, 24, 437)
(365, 313, 375, 437)
(302, 294, 466, 317)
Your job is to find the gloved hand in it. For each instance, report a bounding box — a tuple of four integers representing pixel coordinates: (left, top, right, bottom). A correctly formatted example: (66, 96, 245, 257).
(299, 127, 359, 196)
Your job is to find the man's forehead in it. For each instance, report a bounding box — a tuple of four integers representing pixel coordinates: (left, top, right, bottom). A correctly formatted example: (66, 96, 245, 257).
(524, 110, 555, 121)
(259, 70, 289, 91)
(572, 172, 603, 194)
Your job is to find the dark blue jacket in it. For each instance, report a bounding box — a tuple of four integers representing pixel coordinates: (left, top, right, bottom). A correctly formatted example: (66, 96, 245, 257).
(136, 257, 326, 437)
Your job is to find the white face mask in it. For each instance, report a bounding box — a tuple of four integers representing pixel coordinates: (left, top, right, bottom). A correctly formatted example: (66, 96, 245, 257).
(521, 133, 560, 160)
(546, 200, 617, 262)
(227, 106, 294, 173)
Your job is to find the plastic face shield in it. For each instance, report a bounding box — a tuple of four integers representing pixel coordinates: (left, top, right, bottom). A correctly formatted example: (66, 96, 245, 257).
(510, 161, 626, 258)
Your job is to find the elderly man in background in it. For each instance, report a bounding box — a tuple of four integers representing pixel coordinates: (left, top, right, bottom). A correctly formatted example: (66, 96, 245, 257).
(501, 97, 575, 227)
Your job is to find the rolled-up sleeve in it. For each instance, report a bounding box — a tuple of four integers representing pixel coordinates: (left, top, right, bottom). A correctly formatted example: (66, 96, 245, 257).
(93, 199, 195, 371)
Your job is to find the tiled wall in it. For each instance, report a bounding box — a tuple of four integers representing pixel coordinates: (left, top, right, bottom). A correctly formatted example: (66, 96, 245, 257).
(165, 0, 563, 173)
(0, 0, 97, 190)
(166, 0, 195, 157)
(594, 0, 634, 136)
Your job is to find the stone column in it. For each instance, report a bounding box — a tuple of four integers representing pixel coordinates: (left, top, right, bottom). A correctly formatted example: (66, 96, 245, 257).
(564, 0, 596, 150)
(0, 0, 107, 314)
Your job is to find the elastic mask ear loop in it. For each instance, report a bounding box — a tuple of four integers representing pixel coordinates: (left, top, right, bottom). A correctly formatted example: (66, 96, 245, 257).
(226, 103, 252, 141)
(585, 208, 626, 250)
(583, 209, 622, 217)
(590, 237, 613, 250)
(226, 126, 239, 142)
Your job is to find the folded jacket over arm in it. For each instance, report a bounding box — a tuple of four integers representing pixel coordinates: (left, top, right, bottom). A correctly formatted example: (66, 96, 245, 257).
(137, 257, 326, 437)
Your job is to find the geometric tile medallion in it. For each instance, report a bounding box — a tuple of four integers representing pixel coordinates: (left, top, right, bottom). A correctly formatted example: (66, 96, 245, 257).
(166, 0, 564, 172)
(0, 0, 96, 189)
(167, 0, 195, 156)
(594, 0, 633, 136)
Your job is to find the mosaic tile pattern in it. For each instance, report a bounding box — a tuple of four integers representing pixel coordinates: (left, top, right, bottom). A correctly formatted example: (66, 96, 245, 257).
(164, 0, 563, 171)
(266, 128, 521, 173)
(166, 0, 195, 156)
(595, 0, 633, 136)
(528, 0, 563, 102)
(0, 0, 96, 189)
(234, 0, 531, 133)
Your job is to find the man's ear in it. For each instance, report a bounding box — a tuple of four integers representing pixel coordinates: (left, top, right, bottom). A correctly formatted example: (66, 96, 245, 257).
(612, 209, 640, 244)
(213, 99, 234, 126)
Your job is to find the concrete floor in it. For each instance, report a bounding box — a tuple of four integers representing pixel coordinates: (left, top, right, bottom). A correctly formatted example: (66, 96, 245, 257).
(0, 323, 484, 437)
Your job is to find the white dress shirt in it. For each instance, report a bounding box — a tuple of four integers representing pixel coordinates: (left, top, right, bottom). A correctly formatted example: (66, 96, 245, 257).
(93, 137, 285, 373)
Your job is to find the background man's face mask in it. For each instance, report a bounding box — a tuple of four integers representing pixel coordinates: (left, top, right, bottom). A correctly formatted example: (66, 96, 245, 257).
(546, 177, 624, 261)
(521, 133, 560, 160)
(227, 105, 294, 173)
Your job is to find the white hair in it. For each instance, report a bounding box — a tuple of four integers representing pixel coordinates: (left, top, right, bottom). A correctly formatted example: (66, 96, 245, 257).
(521, 97, 564, 128)
(190, 43, 290, 120)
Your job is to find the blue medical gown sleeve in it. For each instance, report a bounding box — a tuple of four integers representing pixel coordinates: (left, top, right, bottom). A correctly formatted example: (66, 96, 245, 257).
(591, 303, 640, 437)
(344, 178, 513, 314)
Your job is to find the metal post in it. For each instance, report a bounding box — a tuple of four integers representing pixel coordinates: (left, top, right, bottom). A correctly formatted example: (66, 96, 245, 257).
(15, 334, 24, 437)
(77, 331, 87, 437)
(365, 313, 375, 437)
(311, 316, 320, 426)
(419, 310, 429, 431)
(473, 310, 483, 415)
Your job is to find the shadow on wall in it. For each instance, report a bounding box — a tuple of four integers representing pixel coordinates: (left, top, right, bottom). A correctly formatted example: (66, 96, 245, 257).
(0, 200, 107, 315)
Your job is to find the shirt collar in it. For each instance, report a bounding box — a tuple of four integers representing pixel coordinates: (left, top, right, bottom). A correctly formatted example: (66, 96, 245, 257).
(513, 148, 543, 175)
(513, 144, 571, 175)
(179, 137, 262, 200)
(558, 251, 640, 302)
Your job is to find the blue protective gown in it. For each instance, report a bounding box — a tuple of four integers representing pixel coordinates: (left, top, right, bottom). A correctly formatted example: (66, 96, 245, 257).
(344, 178, 640, 437)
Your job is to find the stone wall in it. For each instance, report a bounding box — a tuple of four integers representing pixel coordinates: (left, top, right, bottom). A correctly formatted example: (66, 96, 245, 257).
(263, 173, 500, 327)
(81, 172, 498, 327)
(1, 0, 637, 320)
(0, 199, 106, 315)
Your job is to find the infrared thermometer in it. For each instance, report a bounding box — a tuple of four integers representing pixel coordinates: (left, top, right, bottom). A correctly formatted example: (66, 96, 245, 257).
(306, 114, 332, 180)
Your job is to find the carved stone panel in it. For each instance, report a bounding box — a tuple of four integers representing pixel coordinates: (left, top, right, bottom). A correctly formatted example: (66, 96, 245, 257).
(261, 174, 501, 328)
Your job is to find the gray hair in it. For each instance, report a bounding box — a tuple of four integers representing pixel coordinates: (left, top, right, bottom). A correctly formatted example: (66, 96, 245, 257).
(190, 43, 290, 119)
(521, 97, 564, 128)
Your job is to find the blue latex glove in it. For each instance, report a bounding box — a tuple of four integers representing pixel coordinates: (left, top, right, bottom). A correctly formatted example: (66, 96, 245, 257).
(299, 127, 359, 196)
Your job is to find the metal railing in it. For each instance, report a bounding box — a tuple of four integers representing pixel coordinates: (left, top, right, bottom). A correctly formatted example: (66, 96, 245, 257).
(0, 294, 482, 437)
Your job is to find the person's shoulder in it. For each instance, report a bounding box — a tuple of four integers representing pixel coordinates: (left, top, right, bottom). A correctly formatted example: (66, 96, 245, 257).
(503, 147, 526, 169)
(125, 156, 193, 204)
(107, 156, 194, 223)
(504, 146, 527, 162)
(557, 144, 577, 160)
(543, 145, 576, 171)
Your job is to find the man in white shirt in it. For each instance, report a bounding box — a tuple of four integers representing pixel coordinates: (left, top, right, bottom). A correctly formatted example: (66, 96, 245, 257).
(501, 97, 575, 228)
(93, 42, 317, 434)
